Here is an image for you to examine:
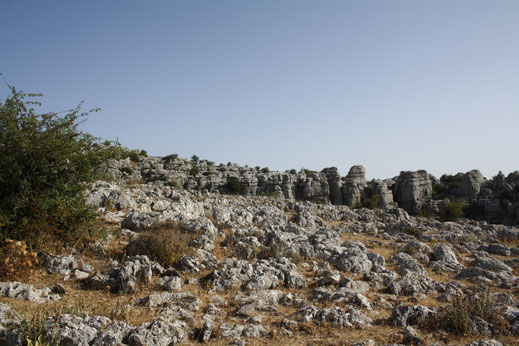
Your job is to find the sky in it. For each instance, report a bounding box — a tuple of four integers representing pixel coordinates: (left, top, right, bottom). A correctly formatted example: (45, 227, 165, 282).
(1, 1, 518, 180)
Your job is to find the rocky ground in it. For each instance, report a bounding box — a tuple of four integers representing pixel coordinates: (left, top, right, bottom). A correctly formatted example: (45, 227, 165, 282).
(1, 177, 519, 345)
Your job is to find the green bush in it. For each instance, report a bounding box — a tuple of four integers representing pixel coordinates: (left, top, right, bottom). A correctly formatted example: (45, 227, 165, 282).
(260, 167, 270, 173)
(128, 151, 140, 162)
(121, 167, 133, 175)
(189, 166, 200, 176)
(440, 199, 464, 221)
(289, 169, 297, 175)
(0, 83, 113, 246)
(165, 180, 180, 188)
(225, 177, 247, 195)
(139, 150, 148, 157)
(163, 153, 178, 161)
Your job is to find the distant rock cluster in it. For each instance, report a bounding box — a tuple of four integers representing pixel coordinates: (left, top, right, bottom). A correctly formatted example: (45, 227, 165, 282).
(101, 155, 519, 224)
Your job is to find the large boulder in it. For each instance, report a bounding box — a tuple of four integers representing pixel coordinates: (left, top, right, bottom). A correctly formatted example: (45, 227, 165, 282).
(393, 170, 433, 214)
(342, 166, 367, 207)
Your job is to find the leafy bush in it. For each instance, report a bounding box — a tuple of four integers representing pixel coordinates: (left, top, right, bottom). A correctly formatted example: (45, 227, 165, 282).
(225, 177, 247, 195)
(191, 155, 199, 164)
(128, 151, 140, 162)
(121, 167, 133, 175)
(289, 169, 297, 175)
(440, 199, 464, 221)
(361, 195, 381, 209)
(163, 153, 178, 161)
(125, 222, 196, 267)
(260, 167, 270, 173)
(0, 83, 113, 246)
(139, 149, 148, 157)
(189, 166, 200, 176)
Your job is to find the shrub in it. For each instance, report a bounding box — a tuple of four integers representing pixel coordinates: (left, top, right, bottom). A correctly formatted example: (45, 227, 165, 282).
(189, 166, 200, 176)
(128, 151, 140, 162)
(121, 167, 133, 175)
(225, 177, 247, 195)
(191, 155, 199, 164)
(164, 153, 178, 161)
(361, 195, 381, 209)
(0, 82, 113, 246)
(125, 222, 196, 267)
(404, 225, 423, 237)
(139, 150, 148, 157)
(289, 169, 297, 175)
(441, 199, 464, 221)
(260, 167, 270, 173)
(165, 180, 179, 188)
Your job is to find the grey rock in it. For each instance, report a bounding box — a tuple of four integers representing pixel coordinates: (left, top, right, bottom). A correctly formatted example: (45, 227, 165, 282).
(157, 276, 182, 291)
(403, 325, 424, 345)
(342, 166, 368, 207)
(389, 252, 428, 277)
(296, 305, 372, 328)
(391, 304, 436, 327)
(0, 303, 20, 331)
(486, 243, 511, 257)
(0, 282, 61, 303)
(74, 270, 90, 280)
(465, 340, 506, 346)
(430, 244, 464, 272)
(471, 257, 512, 272)
(45, 314, 103, 346)
(93, 320, 131, 346)
(121, 211, 159, 231)
(43, 254, 81, 275)
(334, 241, 373, 274)
(393, 170, 433, 214)
(371, 179, 395, 209)
(127, 319, 188, 346)
(236, 303, 256, 318)
(136, 292, 201, 311)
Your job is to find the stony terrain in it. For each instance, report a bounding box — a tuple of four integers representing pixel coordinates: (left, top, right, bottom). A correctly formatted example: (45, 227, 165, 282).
(1, 155, 519, 345)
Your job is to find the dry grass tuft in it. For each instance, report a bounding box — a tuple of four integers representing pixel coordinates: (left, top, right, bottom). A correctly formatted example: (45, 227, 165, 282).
(419, 293, 509, 337)
(125, 221, 196, 267)
(0, 239, 38, 281)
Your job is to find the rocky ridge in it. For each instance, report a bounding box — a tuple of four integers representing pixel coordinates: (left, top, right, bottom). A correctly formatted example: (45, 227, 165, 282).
(102, 154, 519, 225)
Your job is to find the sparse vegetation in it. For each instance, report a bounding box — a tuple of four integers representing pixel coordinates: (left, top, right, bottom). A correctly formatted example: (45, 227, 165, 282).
(422, 293, 508, 337)
(165, 180, 180, 188)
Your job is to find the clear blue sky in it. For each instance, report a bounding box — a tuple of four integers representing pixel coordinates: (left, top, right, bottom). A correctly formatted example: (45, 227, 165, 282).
(1, 1, 518, 179)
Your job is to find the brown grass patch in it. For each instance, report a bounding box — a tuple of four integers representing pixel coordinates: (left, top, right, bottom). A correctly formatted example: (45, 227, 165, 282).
(125, 221, 197, 267)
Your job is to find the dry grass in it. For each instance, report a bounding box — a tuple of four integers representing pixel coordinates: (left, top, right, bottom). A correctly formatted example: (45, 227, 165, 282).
(0, 240, 38, 281)
(125, 221, 196, 267)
